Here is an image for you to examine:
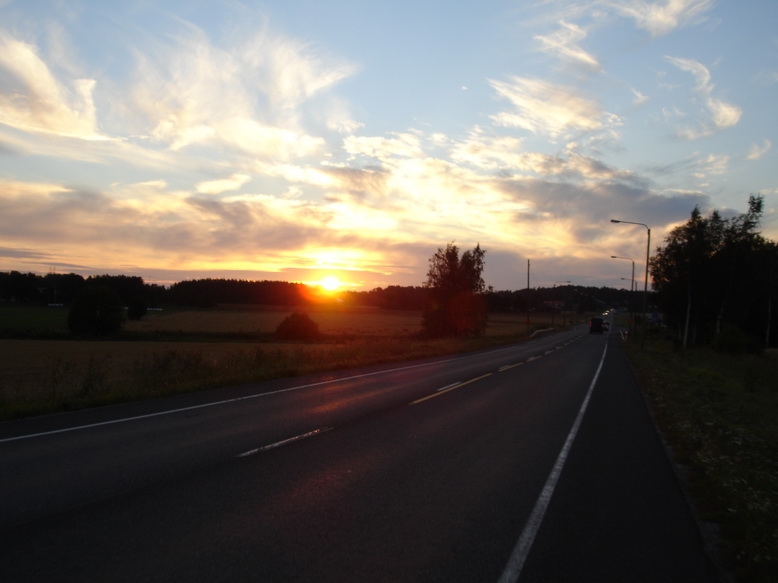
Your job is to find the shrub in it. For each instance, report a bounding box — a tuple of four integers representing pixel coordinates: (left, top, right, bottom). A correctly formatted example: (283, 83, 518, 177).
(67, 286, 124, 336)
(711, 324, 759, 355)
(275, 312, 322, 341)
(127, 296, 148, 321)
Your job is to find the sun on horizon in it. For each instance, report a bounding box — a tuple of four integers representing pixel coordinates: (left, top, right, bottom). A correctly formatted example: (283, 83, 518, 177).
(319, 275, 343, 293)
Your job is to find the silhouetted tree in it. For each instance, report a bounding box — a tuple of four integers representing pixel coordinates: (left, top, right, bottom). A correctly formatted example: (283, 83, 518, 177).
(127, 296, 148, 321)
(275, 312, 322, 341)
(422, 242, 487, 337)
(650, 195, 776, 349)
(0, 271, 41, 303)
(67, 286, 124, 336)
(49, 273, 86, 304)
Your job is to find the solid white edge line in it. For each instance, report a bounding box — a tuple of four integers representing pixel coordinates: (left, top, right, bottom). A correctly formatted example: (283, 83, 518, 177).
(497, 342, 609, 583)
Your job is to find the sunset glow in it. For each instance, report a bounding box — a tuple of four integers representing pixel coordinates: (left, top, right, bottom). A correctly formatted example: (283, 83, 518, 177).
(0, 2, 775, 290)
(319, 276, 343, 293)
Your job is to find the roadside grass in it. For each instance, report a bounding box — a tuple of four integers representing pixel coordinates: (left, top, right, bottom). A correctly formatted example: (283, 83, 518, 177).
(623, 336, 778, 583)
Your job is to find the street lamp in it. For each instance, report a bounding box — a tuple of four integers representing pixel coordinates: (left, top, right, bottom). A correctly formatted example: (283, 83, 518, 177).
(611, 219, 651, 346)
(611, 256, 635, 293)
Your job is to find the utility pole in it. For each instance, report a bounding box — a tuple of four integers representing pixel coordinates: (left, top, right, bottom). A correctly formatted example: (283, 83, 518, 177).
(526, 259, 531, 335)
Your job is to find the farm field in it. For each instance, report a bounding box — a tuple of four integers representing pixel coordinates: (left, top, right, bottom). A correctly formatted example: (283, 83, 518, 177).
(123, 305, 424, 337)
(0, 305, 576, 419)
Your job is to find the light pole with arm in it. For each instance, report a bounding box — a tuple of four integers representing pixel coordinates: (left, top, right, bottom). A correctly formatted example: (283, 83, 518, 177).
(611, 256, 635, 292)
(611, 220, 651, 346)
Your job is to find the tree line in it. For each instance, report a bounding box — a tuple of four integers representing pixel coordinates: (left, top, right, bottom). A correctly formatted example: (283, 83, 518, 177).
(0, 273, 166, 307)
(0, 270, 634, 314)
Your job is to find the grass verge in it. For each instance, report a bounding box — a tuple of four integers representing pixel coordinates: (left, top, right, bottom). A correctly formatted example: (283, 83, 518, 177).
(623, 337, 778, 583)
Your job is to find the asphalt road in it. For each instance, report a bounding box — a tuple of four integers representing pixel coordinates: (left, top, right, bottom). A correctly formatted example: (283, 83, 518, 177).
(0, 324, 721, 582)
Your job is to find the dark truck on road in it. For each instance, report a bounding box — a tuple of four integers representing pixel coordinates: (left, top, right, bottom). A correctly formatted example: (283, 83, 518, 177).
(589, 317, 604, 333)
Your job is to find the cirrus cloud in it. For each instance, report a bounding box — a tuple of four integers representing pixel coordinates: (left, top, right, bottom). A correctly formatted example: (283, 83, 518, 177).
(665, 56, 742, 139)
(0, 32, 104, 140)
(489, 76, 621, 141)
(607, 0, 714, 37)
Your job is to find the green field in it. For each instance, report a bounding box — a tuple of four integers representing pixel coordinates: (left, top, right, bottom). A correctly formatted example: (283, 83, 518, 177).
(0, 304, 69, 335)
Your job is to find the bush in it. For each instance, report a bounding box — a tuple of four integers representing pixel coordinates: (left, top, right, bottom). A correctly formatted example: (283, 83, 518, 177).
(127, 296, 148, 321)
(711, 324, 760, 355)
(275, 312, 322, 341)
(67, 286, 124, 336)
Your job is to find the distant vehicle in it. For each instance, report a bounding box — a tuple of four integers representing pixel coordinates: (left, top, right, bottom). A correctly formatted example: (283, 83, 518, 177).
(589, 317, 605, 334)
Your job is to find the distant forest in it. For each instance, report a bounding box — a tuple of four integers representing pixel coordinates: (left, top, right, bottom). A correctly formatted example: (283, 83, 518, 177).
(0, 271, 637, 314)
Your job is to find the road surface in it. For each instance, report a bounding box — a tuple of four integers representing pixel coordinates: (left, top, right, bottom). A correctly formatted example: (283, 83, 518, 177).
(0, 323, 721, 582)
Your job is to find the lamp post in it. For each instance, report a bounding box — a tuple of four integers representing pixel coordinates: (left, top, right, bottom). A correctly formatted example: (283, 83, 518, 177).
(611, 219, 651, 346)
(611, 255, 635, 335)
(610, 256, 635, 292)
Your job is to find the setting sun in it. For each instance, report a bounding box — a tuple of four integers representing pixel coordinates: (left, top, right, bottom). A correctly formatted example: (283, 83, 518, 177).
(319, 275, 342, 292)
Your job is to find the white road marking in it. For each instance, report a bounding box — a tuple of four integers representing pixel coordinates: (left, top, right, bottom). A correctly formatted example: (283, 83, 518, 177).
(410, 373, 493, 405)
(236, 427, 333, 457)
(498, 342, 609, 583)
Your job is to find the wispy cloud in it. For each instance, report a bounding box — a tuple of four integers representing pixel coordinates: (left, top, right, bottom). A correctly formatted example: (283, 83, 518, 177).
(126, 22, 356, 158)
(607, 0, 714, 37)
(344, 132, 425, 161)
(534, 21, 601, 72)
(0, 32, 104, 139)
(631, 88, 649, 106)
(747, 139, 772, 161)
(195, 174, 252, 195)
(489, 76, 620, 141)
(665, 56, 742, 139)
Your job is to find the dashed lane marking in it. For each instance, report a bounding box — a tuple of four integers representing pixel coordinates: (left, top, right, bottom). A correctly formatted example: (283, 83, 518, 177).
(236, 426, 334, 457)
(410, 373, 493, 405)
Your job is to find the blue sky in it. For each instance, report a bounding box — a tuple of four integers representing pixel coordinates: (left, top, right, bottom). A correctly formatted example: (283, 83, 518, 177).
(0, 0, 776, 291)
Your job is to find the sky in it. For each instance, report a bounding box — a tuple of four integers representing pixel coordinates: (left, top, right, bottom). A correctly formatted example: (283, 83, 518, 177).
(0, 0, 776, 292)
